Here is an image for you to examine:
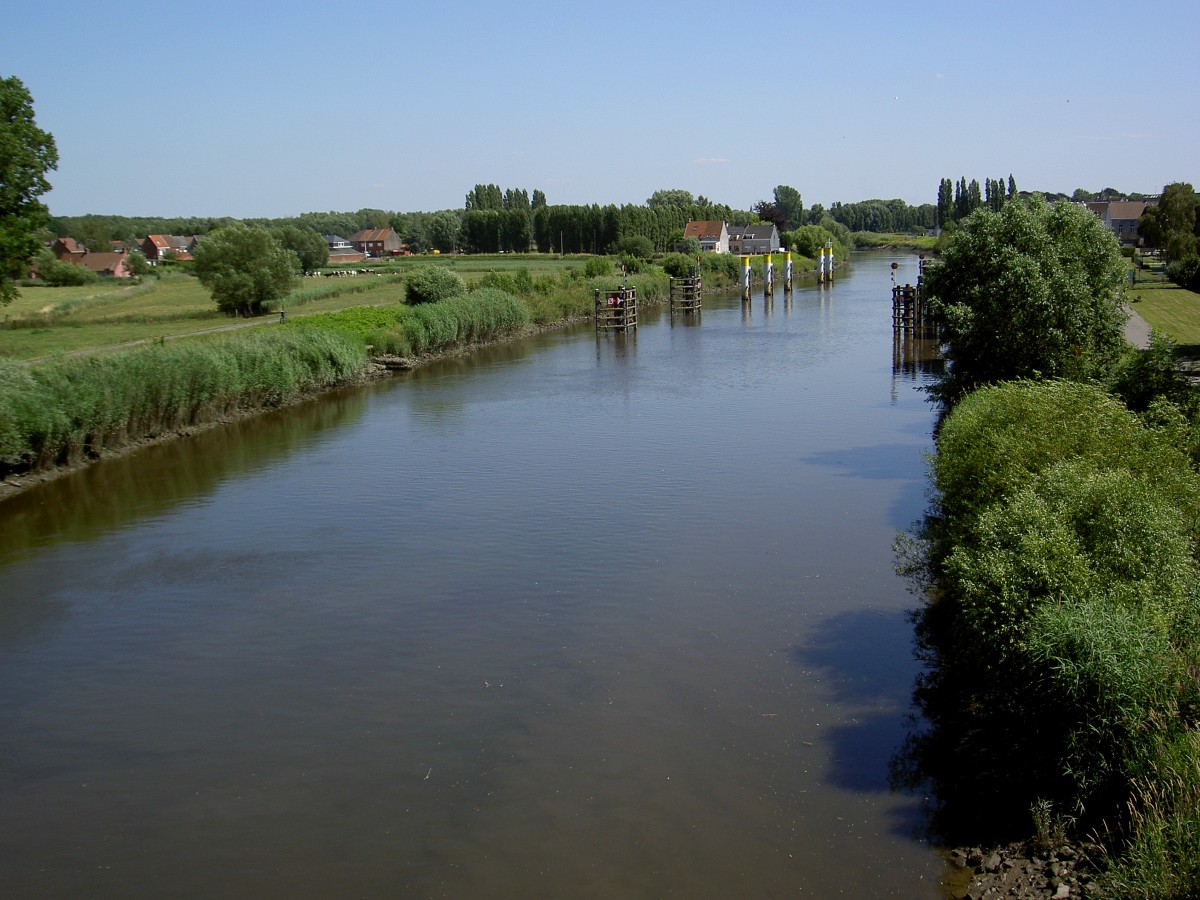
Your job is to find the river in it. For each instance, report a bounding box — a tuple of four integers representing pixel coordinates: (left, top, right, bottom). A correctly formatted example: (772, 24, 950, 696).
(0, 251, 947, 897)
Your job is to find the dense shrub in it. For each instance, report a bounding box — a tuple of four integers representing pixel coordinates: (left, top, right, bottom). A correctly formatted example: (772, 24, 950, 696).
(614, 235, 654, 259)
(899, 379, 1200, 842)
(404, 266, 467, 305)
(618, 253, 646, 274)
(478, 267, 555, 297)
(583, 256, 612, 278)
(33, 250, 97, 286)
(660, 253, 697, 279)
(1166, 255, 1200, 291)
(699, 252, 739, 281)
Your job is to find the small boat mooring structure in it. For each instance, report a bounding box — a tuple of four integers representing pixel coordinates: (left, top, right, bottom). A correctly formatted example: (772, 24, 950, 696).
(669, 266, 702, 315)
(890, 255, 931, 329)
(595, 285, 638, 332)
(891, 256, 944, 390)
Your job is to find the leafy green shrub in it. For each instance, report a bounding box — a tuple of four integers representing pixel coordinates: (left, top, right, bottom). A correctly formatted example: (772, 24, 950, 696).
(614, 235, 654, 259)
(900, 378, 1200, 840)
(931, 380, 1200, 536)
(618, 254, 645, 274)
(404, 265, 467, 304)
(584, 256, 612, 278)
(1166, 255, 1200, 291)
(660, 253, 696, 279)
(699, 252, 739, 281)
(33, 250, 97, 286)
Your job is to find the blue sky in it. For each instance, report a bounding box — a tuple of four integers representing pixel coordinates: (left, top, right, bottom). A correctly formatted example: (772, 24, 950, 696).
(4, 0, 1197, 218)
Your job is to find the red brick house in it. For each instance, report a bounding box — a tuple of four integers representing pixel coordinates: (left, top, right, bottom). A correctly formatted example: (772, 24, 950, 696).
(51, 237, 88, 262)
(77, 252, 132, 278)
(47, 237, 133, 278)
(350, 227, 403, 258)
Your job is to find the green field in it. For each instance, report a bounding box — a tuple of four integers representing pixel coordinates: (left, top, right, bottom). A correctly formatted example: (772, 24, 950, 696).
(0, 255, 607, 361)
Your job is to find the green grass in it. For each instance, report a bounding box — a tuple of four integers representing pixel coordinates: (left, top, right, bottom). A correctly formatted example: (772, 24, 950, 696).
(0, 255, 639, 361)
(852, 231, 937, 251)
(1128, 277, 1200, 350)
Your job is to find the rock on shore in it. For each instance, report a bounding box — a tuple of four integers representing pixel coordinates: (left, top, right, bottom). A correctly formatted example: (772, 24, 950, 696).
(950, 840, 1106, 899)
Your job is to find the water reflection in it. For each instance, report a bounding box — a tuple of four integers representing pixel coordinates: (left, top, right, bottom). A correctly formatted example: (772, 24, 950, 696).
(0, 251, 948, 898)
(0, 388, 368, 566)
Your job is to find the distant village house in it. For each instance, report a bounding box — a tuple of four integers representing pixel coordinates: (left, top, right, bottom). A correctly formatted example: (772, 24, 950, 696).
(52, 236, 133, 278)
(727, 224, 781, 256)
(682, 220, 730, 253)
(1085, 199, 1156, 246)
(350, 227, 403, 258)
(324, 234, 366, 265)
(141, 234, 199, 264)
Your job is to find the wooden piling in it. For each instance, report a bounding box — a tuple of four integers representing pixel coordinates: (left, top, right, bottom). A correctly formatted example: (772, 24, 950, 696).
(669, 275, 702, 314)
(595, 287, 638, 332)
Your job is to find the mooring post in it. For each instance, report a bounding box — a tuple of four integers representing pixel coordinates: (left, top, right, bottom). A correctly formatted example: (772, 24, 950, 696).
(741, 256, 751, 301)
(764, 254, 774, 295)
(826, 240, 835, 283)
(784, 251, 793, 292)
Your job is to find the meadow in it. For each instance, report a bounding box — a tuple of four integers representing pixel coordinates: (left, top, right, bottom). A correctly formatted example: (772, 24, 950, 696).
(0, 255, 607, 361)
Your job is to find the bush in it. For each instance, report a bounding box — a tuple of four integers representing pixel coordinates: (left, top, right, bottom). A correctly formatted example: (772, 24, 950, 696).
(614, 235, 654, 259)
(583, 256, 612, 278)
(33, 251, 97, 286)
(618, 253, 646, 274)
(404, 265, 467, 304)
(1166, 255, 1200, 291)
(896, 376, 1200, 845)
(930, 380, 1200, 536)
(699, 253, 739, 281)
(660, 253, 696, 279)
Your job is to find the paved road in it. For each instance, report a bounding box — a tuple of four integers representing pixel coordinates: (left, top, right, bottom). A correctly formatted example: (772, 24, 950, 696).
(1124, 303, 1152, 349)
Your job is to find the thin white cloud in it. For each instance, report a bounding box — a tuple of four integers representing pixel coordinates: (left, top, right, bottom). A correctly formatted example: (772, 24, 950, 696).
(692, 157, 729, 166)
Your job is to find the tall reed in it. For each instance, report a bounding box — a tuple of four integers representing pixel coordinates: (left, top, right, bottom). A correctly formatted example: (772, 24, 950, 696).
(0, 329, 368, 473)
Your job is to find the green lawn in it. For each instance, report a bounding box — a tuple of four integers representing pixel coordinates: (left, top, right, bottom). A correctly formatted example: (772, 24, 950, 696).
(1127, 261, 1200, 351)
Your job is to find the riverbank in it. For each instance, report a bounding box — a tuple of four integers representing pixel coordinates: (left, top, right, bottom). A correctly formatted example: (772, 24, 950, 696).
(0, 312, 591, 504)
(4, 248, 844, 501)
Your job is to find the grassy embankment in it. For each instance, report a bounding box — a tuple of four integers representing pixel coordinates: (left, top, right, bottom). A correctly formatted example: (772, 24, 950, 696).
(0, 253, 730, 482)
(852, 231, 938, 252)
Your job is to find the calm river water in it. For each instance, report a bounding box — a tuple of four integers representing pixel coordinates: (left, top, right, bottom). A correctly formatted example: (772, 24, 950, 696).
(0, 252, 947, 897)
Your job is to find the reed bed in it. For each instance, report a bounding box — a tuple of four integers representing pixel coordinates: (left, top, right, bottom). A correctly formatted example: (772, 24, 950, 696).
(0, 328, 368, 473)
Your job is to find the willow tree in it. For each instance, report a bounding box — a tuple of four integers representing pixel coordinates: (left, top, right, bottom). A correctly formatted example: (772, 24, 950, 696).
(925, 196, 1127, 404)
(193, 224, 299, 317)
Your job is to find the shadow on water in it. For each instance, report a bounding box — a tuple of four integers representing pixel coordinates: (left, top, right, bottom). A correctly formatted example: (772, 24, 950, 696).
(806, 442, 933, 531)
(789, 607, 931, 841)
(0, 386, 369, 566)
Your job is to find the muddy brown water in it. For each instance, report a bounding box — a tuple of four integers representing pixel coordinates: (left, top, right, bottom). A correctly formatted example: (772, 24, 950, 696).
(0, 252, 947, 897)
